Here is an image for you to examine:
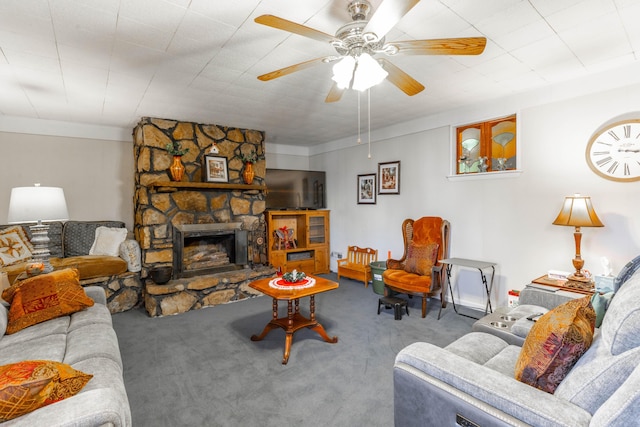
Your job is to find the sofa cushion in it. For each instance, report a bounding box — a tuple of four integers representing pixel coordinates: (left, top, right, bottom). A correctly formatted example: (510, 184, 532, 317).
(404, 243, 438, 276)
(554, 333, 640, 415)
(52, 255, 127, 280)
(515, 296, 595, 393)
(89, 227, 128, 257)
(0, 360, 92, 421)
(600, 271, 640, 355)
(0, 226, 33, 267)
(3, 268, 94, 334)
(63, 221, 124, 257)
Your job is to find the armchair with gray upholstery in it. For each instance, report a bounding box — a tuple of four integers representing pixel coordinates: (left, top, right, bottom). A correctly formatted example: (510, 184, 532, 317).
(393, 256, 640, 427)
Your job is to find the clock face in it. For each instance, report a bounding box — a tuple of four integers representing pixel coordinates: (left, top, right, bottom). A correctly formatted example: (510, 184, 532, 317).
(586, 119, 640, 182)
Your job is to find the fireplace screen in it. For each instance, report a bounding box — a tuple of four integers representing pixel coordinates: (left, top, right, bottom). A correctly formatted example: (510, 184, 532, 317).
(173, 223, 248, 278)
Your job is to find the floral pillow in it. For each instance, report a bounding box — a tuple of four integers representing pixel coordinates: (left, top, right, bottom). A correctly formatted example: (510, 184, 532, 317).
(515, 296, 595, 393)
(404, 243, 439, 276)
(0, 226, 33, 267)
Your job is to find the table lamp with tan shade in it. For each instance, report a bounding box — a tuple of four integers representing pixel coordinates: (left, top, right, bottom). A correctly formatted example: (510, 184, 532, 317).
(552, 194, 604, 282)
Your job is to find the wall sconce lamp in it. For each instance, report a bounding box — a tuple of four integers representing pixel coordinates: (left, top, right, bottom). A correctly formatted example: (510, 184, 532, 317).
(552, 194, 604, 282)
(7, 184, 69, 273)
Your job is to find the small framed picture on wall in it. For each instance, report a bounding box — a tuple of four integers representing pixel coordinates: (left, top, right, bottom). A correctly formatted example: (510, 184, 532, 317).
(203, 155, 229, 183)
(378, 161, 400, 194)
(357, 173, 376, 204)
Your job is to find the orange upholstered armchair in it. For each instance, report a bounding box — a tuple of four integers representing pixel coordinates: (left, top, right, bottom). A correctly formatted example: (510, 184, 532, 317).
(382, 217, 450, 319)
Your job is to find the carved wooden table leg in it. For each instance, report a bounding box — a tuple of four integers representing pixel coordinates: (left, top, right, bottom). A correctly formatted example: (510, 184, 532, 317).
(249, 276, 339, 364)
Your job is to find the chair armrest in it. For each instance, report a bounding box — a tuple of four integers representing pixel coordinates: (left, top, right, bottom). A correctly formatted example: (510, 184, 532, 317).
(337, 258, 347, 266)
(395, 342, 592, 427)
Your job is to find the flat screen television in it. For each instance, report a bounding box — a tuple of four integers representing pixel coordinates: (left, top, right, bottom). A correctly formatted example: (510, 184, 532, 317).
(265, 169, 326, 210)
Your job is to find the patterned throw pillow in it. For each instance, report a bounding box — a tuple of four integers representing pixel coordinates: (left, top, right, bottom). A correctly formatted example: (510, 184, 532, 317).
(0, 360, 92, 421)
(515, 296, 595, 394)
(0, 226, 33, 267)
(404, 243, 439, 276)
(3, 268, 94, 334)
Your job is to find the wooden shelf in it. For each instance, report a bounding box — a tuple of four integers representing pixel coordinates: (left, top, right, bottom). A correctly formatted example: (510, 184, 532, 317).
(149, 181, 267, 192)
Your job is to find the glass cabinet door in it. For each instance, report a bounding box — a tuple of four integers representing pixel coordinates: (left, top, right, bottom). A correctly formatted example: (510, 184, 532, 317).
(309, 215, 326, 244)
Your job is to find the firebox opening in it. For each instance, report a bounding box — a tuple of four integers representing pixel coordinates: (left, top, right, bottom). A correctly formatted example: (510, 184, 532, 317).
(173, 223, 248, 279)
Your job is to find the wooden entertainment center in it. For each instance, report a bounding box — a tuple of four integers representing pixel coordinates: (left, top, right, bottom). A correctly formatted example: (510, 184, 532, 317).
(266, 210, 330, 275)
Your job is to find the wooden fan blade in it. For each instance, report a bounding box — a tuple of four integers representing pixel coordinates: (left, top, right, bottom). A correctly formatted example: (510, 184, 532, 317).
(325, 82, 345, 103)
(363, 0, 420, 40)
(379, 58, 424, 96)
(255, 15, 336, 44)
(390, 37, 487, 56)
(258, 57, 329, 81)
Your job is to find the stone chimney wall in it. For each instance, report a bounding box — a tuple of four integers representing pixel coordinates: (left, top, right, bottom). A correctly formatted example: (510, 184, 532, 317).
(132, 117, 268, 279)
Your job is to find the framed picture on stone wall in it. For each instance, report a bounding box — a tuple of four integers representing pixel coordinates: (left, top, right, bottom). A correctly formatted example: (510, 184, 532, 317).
(203, 155, 229, 183)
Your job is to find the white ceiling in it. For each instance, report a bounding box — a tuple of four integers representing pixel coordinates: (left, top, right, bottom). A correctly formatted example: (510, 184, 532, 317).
(1, 0, 639, 147)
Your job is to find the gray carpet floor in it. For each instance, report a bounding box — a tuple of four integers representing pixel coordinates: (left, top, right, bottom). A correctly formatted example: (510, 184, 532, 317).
(112, 274, 478, 426)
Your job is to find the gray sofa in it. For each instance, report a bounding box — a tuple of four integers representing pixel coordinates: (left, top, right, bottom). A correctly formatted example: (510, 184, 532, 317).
(0, 286, 131, 426)
(394, 258, 640, 427)
(1, 220, 142, 313)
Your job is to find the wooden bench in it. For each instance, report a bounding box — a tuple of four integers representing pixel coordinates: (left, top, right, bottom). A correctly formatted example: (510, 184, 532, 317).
(337, 246, 378, 287)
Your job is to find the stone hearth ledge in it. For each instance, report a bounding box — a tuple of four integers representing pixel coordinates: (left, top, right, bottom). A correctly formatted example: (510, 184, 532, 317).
(144, 265, 276, 317)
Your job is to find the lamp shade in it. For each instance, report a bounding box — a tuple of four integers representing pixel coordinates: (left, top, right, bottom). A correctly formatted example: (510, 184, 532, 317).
(552, 194, 603, 228)
(352, 53, 388, 92)
(7, 185, 69, 223)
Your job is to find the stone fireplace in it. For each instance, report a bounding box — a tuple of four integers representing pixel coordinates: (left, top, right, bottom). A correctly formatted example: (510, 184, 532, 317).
(133, 117, 275, 317)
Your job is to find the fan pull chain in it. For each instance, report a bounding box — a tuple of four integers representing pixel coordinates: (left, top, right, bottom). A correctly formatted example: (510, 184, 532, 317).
(367, 88, 371, 159)
(357, 91, 362, 144)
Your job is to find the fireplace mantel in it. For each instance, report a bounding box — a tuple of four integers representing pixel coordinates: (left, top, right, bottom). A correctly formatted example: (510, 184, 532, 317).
(149, 181, 267, 193)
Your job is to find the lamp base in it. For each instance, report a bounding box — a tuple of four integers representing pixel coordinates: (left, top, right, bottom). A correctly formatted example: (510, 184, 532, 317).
(567, 273, 591, 283)
(29, 223, 54, 274)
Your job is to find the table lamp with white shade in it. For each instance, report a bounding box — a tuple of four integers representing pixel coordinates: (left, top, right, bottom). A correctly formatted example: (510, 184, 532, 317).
(7, 184, 69, 273)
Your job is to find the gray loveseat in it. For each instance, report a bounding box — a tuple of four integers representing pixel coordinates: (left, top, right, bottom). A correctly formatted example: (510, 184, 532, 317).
(1, 220, 142, 313)
(0, 286, 131, 426)
(394, 257, 640, 427)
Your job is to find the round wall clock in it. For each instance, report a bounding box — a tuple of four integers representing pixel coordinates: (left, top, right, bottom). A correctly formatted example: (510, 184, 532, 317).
(586, 119, 640, 182)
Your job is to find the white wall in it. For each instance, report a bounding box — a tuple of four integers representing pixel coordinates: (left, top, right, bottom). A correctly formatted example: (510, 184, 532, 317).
(0, 132, 135, 230)
(314, 83, 640, 309)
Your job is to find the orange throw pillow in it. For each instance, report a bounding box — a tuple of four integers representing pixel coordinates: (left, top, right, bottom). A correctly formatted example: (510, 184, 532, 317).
(404, 243, 439, 276)
(4, 268, 94, 334)
(515, 296, 595, 393)
(0, 360, 92, 421)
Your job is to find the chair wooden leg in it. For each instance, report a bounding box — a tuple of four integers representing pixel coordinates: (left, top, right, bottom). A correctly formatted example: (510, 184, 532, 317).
(421, 295, 427, 318)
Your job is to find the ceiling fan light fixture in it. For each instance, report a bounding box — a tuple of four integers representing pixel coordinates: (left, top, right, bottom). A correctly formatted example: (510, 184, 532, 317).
(352, 53, 388, 92)
(331, 56, 356, 89)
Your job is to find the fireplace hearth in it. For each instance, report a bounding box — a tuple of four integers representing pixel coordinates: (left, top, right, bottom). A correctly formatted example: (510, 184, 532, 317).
(173, 223, 248, 278)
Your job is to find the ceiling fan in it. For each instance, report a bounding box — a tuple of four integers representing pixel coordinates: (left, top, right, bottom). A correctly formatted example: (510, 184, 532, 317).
(255, 0, 486, 103)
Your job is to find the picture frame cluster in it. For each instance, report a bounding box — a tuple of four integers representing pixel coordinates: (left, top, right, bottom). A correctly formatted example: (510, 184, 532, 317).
(357, 160, 400, 204)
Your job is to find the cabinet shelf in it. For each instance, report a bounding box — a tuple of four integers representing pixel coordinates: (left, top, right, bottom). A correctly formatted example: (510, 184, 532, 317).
(150, 181, 267, 192)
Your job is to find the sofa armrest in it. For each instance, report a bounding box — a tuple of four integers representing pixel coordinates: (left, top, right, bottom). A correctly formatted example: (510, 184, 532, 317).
(394, 342, 592, 427)
(519, 286, 583, 310)
(83, 286, 107, 305)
